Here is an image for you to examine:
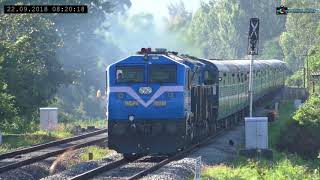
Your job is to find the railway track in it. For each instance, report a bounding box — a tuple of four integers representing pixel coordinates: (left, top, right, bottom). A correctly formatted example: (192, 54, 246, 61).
(69, 130, 225, 180)
(0, 128, 108, 174)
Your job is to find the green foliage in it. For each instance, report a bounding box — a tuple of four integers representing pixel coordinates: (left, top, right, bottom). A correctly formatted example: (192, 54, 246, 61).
(0, 0, 131, 129)
(188, 0, 244, 58)
(261, 40, 284, 59)
(279, 1, 320, 71)
(47, 0, 128, 119)
(187, 0, 285, 58)
(275, 96, 320, 159)
(166, 1, 192, 32)
(307, 45, 320, 72)
(294, 95, 320, 127)
(269, 101, 295, 148)
(203, 99, 320, 179)
(0, 14, 70, 132)
(286, 69, 304, 87)
(0, 78, 17, 129)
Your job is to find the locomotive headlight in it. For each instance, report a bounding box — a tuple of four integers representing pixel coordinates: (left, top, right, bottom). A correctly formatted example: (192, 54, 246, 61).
(129, 115, 135, 121)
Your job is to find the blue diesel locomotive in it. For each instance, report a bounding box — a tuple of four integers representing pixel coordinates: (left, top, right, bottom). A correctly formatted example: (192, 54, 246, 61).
(106, 48, 287, 158)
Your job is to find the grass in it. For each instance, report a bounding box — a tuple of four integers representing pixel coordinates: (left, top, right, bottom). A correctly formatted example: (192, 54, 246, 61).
(202, 153, 320, 180)
(0, 134, 57, 153)
(0, 119, 106, 154)
(0, 125, 72, 154)
(269, 101, 296, 148)
(80, 146, 111, 161)
(63, 119, 107, 129)
(199, 100, 320, 180)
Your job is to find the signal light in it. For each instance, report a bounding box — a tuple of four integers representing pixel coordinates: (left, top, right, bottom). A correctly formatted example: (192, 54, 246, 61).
(140, 48, 152, 54)
(276, 6, 288, 15)
(141, 48, 146, 53)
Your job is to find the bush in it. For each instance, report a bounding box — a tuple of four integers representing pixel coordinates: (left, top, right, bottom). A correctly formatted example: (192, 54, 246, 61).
(293, 95, 320, 127)
(277, 121, 320, 159)
(277, 95, 320, 159)
(286, 69, 304, 87)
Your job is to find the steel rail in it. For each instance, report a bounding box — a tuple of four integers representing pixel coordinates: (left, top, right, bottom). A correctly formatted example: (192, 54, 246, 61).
(68, 130, 226, 180)
(69, 158, 129, 180)
(128, 130, 226, 180)
(0, 137, 107, 174)
(0, 128, 107, 160)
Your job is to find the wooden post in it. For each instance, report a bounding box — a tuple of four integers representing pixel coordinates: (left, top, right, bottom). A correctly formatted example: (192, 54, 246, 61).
(312, 81, 315, 94)
(88, 152, 93, 160)
(303, 67, 306, 88)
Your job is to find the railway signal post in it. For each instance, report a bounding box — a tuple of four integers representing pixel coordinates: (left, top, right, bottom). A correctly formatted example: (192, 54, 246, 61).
(241, 19, 273, 159)
(247, 18, 259, 117)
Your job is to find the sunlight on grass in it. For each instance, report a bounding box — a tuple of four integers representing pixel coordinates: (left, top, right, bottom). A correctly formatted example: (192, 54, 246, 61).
(0, 134, 57, 153)
(80, 146, 111, 161)
(68, 119, 107, 129)
(202, 153, 320, 179)
(0, 119, 105, 153)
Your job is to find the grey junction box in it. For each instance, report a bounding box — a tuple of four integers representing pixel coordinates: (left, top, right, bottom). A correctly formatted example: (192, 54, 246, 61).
(245, 117, 268, 149)
(40, 107, 58, 130)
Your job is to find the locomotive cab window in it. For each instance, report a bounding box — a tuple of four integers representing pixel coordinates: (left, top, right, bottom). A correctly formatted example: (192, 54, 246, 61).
(149, 64, 177, 83)
(116, 66, 144, 83)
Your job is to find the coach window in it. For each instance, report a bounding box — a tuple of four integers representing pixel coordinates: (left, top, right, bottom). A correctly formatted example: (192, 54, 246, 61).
(232, 73, 235, 84)
(223, 73, 227, 85)
(116, 66, 144, 83)
(204, 70, 214, 85)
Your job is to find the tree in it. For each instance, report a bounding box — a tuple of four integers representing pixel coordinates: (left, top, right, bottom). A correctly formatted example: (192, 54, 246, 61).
(0, 0, 131, 119)
(294, 95, 320, 126)
(306, 23, 320, 73)
(0, 14, 69, 121)
(260, 40, 284, 59)
(187, 0, 285, 59)
(43, 0, 131, 119)
(167, 1, 192, 32)
(0, 57, 18, 130)
(279, 0, 320, 69)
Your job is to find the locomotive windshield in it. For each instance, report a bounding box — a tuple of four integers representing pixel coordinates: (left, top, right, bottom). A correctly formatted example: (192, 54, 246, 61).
(149, 64, 176, 83)
(116, 66, 144, 83)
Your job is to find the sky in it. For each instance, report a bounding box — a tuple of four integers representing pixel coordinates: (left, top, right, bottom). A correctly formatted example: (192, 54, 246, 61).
(128, 0, 209, 28)
(105, 0, 210, 55)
